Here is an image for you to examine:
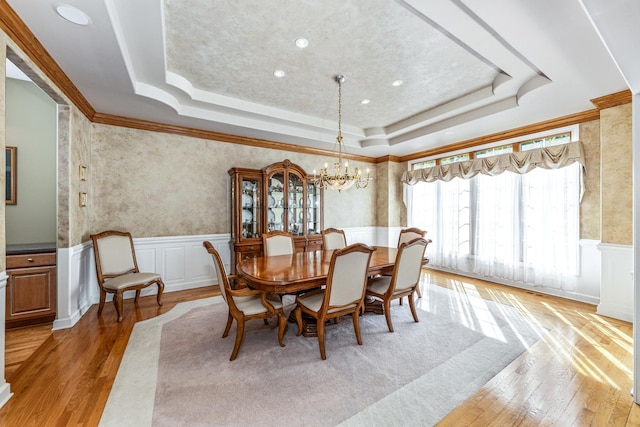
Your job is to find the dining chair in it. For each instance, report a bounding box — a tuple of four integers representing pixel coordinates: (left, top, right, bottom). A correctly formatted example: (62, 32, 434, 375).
(90, 230, 165, 322)
(294, 243, 375, 360)
(366, 237, 430, 333)
(397, 227, 427, 246)
(321, 227, 347, 250)
(203, 241, 286, 361)
(262, 230, 295, 256)
(396, 227, 428, 298)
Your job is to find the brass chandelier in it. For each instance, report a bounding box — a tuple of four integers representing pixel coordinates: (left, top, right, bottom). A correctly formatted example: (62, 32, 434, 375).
(313, 75, 371, 192)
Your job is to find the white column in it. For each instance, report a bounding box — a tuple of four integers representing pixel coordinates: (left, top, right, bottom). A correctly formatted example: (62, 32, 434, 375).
(633, 93, 640, 402)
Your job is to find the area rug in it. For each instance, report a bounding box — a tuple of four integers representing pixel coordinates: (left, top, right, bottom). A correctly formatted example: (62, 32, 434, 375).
(99, 284, 545, 427)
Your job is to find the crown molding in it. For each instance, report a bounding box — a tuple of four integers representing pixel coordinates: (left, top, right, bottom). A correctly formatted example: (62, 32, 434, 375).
(398, 108, 602, 163)
(92, 113, 378, 164)
(590, 90, 632, 110)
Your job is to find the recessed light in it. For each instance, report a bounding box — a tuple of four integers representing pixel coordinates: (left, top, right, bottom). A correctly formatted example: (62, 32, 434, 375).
(295, 37, 309, 48)
(274, 70, 286, 78)
(361, 99, 370, 105)
(54, 3, 91, 26)
(392, 80, 403, 87)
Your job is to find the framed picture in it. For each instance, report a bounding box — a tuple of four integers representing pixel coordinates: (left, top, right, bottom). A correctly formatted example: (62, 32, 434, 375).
(79, 165, 87, 181)
(79, 192, 87, 207)
(6, 146, 16, 205)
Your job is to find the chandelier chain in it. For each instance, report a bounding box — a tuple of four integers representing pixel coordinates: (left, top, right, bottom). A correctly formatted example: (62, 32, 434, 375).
(312, 74, 372, 192)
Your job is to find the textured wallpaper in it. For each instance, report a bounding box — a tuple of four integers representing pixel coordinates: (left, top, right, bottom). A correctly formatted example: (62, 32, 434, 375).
(89, 125, 377, 237)
(600, 104, 633, 245)
(579, 120, 601, 241)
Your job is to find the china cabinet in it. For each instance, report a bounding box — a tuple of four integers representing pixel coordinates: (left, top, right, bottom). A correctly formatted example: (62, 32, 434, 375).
(229, 159, 323, 270)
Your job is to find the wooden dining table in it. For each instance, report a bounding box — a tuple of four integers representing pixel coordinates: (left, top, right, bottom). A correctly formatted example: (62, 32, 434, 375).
(236, 246, 403, 336)
(236, 246, 399, 294)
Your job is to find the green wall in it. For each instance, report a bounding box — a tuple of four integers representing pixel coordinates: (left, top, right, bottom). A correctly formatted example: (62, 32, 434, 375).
(5, 78, 57, 245)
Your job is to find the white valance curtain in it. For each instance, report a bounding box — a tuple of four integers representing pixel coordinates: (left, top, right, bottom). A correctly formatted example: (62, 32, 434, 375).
(401, 140, 585, 184)
(407, 141, 584, 292)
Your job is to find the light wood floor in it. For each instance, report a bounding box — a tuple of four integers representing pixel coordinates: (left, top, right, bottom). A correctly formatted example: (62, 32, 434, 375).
(0, 269, 637, 426)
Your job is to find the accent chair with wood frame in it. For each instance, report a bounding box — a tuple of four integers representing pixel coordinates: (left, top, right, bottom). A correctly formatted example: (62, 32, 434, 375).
(262, 230, 295, 256)
(366, 238, 430, 332)
(90, 230, 165, 322)
(204, 241, 286, 361)
(294, 243, 375, 360)
(321, 227, 347, 250)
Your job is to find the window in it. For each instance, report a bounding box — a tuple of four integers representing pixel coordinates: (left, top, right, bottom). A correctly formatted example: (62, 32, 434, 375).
(475, 144, 512, 158)
(412, 159, 435, 170)
(520, 132, 570, 151)
(440, 153, 469, 165)
(410, 162, 580, 290)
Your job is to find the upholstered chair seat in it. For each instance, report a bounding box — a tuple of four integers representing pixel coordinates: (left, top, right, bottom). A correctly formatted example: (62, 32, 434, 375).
(234, 295, 283, 316)
(102, 272, 162, 290)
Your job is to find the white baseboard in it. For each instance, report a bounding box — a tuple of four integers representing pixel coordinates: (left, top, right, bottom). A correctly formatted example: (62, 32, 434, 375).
(0, 382, 12, 410)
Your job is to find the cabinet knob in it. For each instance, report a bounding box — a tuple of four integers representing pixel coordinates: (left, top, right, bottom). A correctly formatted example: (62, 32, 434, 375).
(27, 258, 34, 262)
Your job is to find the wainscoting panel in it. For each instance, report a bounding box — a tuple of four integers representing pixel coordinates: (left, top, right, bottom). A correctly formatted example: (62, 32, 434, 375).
(343, 226, 378, 247)
(162, 246, 186, 283)
(597, 243, 633, 322)
(53, 230, 614, 329)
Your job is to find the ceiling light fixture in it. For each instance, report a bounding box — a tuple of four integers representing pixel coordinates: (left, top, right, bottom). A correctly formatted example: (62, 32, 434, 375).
(392, 79, 403, 87)
(295, 37, 309, 48)
(313, 75, 371, 192)
(361, 99, 370, 105)
(54, 3, 91, 26)
(274, 70, 286, 78)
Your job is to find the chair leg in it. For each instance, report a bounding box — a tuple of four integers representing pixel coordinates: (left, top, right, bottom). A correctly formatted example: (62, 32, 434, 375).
(97, 290, 106, 316)
(352, 310, 363, 345)
(384, 299, 394, 333)
(134, 290, 141, 303)
(222, 311, 233, 338)
(230, 318, 245, 361)
(415, 284, 422, 298)
(294, 306, 303, 336)
(408, 292, 420, 323)
(277, 313, 287, 348)
(114, 291, 124, 322)
(156, 280, 165, 306)
(317, 317, 327, 360)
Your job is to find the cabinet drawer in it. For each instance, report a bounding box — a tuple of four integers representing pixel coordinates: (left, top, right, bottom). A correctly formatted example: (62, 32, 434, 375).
(7, 253, 56, 269)
(306, 239, 323, 251)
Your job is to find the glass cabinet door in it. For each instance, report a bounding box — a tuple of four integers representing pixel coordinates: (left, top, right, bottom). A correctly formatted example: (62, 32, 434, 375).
(288, 172, 304, 235)
(267, 172, 285, 232)
(306, 181, 322, 235)
(240, 177, 261, 239)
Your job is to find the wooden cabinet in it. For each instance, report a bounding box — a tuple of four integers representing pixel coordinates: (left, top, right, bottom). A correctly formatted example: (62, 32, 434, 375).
(6, 251, 57, 329)
(229, 159, 323, 270)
